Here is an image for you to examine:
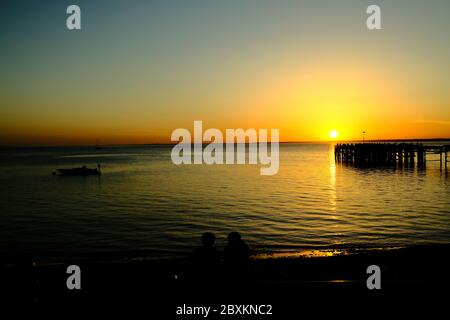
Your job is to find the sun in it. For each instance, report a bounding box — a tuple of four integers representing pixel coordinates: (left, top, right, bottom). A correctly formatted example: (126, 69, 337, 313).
(329, 130, 339, 139)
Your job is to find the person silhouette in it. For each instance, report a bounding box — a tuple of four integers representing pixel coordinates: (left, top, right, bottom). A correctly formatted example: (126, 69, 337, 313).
(224, 232, 249, 281)
(191, 232, 220, 284)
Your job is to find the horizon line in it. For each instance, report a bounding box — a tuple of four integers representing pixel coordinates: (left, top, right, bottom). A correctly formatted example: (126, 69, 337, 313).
(1, 137, 450, 149)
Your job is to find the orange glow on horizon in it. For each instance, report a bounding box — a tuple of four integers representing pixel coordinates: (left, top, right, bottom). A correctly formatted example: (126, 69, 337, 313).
(1, 60, 449, 146)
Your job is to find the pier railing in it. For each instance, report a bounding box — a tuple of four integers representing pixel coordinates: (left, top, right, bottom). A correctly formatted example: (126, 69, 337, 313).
(334, 143, 449, 168)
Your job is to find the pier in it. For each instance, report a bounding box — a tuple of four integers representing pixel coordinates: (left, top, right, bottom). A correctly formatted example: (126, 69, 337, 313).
(335, 143, 449, 168)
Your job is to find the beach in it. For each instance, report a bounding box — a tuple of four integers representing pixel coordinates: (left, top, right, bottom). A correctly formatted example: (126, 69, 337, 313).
(3, 244, 449, 312)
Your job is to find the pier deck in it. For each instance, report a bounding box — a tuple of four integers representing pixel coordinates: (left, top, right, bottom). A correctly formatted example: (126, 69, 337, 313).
(334, 143, 449, 168)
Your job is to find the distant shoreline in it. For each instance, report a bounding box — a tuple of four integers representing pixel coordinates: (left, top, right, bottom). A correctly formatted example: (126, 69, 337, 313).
(1, 138, 450, 149)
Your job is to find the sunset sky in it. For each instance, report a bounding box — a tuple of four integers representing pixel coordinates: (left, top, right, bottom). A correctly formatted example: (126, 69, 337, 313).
(1, 0, 449, 146)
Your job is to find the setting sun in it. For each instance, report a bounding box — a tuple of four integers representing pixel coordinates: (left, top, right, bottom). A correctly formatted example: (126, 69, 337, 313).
(329, 130, 339, 139)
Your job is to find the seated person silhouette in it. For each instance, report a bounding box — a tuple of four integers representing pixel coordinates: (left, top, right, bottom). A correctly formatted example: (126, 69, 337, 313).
(191, 232, 220, 284)
(224, 231, 249, 281)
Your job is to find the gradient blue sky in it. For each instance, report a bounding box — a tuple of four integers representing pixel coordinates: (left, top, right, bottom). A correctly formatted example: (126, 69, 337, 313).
(1, 0, 449, 145)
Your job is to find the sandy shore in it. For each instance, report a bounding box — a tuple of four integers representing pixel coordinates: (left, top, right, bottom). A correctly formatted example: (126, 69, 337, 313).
(2, 244, 449, 313)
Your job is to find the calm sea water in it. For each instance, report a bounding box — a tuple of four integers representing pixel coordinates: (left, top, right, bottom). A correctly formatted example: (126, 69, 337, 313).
(1, 143, 449, 262)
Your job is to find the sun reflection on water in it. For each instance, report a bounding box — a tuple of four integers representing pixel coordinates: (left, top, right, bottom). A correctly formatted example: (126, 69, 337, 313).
(252, 249, 348, 260)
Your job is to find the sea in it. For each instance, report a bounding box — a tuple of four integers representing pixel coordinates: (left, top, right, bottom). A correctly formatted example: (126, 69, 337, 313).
(1, 142, 449, 263)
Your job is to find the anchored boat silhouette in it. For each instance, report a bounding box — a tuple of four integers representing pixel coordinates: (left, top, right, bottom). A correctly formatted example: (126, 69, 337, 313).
(56, 164, 101, 176)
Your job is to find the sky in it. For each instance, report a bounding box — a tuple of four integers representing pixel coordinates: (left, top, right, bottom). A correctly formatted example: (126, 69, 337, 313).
(1, 0, 449, 146)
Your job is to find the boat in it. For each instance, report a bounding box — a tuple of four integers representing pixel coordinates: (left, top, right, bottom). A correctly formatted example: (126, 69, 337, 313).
(57, 165, 101, 176)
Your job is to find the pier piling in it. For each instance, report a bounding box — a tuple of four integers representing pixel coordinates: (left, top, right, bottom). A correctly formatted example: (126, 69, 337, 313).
(334, 143, 449, 169)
